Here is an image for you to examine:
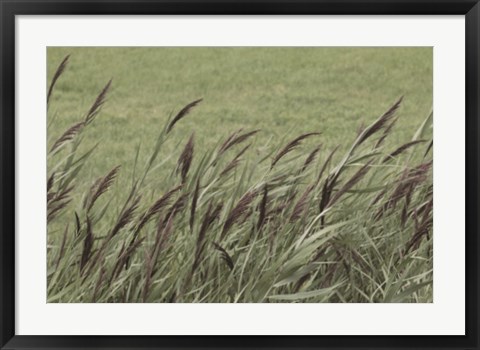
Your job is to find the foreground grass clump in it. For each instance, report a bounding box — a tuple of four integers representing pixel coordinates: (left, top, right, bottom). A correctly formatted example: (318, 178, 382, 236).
(47, 56, 433, 303)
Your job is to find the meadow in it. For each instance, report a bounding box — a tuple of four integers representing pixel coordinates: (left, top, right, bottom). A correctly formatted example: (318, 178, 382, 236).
(47, 47, 433, 302)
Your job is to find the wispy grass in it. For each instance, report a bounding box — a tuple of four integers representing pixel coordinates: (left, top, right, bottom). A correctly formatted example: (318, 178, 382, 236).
(47, 55, 433, 303)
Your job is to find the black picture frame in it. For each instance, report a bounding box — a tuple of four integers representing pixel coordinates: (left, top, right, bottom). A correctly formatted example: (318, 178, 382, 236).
(1, 1, 478, 349)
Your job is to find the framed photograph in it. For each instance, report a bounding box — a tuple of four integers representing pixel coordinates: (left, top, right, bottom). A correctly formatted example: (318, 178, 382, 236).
(1, 0, 478, 349)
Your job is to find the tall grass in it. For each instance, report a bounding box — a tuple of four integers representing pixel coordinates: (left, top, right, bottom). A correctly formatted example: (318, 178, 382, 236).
(47, 56, 433, 303)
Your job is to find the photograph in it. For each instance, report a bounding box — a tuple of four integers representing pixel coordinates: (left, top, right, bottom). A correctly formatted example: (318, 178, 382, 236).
(46, 47, 433, 303)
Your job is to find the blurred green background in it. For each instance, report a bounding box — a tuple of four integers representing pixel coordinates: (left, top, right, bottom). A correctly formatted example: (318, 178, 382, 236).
(47, 47, 432, 192)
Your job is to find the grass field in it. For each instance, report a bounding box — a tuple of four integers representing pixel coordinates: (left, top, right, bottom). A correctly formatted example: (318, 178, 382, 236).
(47, 47, 433, 303)
(48, 47, 432, 192)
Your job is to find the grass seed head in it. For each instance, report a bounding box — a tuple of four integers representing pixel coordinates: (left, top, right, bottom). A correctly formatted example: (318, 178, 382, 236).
(167, 98, 203, 133)
(271, 132, 320, 169)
